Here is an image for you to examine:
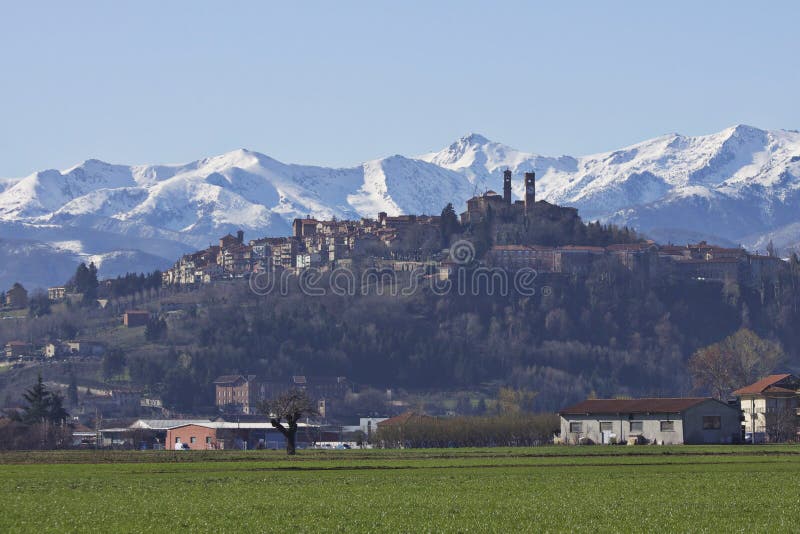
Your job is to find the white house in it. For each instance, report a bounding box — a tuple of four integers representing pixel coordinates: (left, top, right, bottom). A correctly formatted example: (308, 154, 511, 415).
(559, 397, 742, 445)
(733, 374, 799, 443)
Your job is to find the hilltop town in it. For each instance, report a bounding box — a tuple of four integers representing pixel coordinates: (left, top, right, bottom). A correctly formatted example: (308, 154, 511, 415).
(159, 170, 788, 289)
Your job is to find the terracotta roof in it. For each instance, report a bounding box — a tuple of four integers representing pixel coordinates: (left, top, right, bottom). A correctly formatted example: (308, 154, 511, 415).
(558, 397, 716, 415)
(376, 411, 430, 426)
(733, 374, 795, 396)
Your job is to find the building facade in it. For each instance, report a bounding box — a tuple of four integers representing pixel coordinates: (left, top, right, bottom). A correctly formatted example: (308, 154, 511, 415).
(559, 398, 742, 445)
(214, 374, 259, 414)
(5, 283, 28, 309)
(734, 374, 800, 443)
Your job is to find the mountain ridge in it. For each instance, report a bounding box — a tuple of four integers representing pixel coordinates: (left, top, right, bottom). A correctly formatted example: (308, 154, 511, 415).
(1, 124, 799, 288)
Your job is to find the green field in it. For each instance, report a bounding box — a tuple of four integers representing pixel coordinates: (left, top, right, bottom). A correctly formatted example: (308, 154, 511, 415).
(2, 446, 799, 532)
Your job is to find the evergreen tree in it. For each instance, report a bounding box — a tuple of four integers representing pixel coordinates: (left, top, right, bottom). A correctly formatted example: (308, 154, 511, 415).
(102, 350, 126, 379)
(71, 262, 99, 304)
(20, 375, 51, 424)
(28, 290, 51, 318)
(17, 375, 69, 425)
(440, 203, 461, 247)
(145, 317, 168, 342)
(67, 367, 79, 406)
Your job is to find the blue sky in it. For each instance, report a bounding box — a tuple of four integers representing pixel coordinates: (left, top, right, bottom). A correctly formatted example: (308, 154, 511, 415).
(1, 1, 798, 177)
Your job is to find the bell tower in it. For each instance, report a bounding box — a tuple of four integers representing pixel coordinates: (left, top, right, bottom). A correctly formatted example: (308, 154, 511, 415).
(503, 169, 512, 204)
(524, 172, 535, 213)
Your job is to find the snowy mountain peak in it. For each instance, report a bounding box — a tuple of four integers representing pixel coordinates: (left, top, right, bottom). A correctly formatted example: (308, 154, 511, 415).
(1, 124, 800, 289)
(459, 132, 491, 145)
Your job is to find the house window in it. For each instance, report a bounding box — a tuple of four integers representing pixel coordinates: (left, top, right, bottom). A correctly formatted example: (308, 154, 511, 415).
(569, 422, 583, 433)
(660, 421, 675, 432)
(190, 437, 197, 444)
(702, 416, 721, 430)
(175, 437, 181, 443)
(599, 422, 613, 432)
(206, 436, 212, 444)
(630, 421, 643, 433)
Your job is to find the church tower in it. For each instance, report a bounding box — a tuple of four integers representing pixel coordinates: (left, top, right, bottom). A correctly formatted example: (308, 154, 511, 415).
(524, 172, 536, 214)
(503, 169, 512, 204)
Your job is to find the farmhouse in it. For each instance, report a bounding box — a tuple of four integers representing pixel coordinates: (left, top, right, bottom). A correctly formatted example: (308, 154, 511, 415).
(559, 398, 742, 445)
(734, 374, 800, 443)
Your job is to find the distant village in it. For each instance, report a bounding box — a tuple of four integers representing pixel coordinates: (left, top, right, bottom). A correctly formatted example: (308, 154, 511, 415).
(159, 170, 788, 288)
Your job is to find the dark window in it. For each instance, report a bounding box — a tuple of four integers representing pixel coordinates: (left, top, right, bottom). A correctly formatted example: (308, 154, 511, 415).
(569, 422, 583, 433)
(190, 437, 197, 444)
(630, 421, 643, 433)
(702, 416, 721, 430)
(600, 422, 613, 432)
(660, 421, 675, 432)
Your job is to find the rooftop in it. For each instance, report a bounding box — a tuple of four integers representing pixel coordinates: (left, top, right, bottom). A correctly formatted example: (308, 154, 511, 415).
(733, 374, 796, 396)
(214, 374, 256, 385)
(558, 397, 718, 415)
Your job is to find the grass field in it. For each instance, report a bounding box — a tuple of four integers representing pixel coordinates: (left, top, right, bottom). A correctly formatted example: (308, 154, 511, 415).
(2, 446, 799, 532)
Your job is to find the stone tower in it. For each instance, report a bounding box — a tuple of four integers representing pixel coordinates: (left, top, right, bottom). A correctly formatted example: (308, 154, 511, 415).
(503, 169, 512, 204)
(524, 172, 536, 213)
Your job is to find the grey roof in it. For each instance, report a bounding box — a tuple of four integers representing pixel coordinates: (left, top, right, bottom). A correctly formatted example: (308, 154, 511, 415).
(129, 419, 213, 430)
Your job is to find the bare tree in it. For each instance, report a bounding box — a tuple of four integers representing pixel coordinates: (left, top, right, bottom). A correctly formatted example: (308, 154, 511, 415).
(689, 328, 785, 399)
(258, 389, 317, 455)
(766, 407, 798, 443)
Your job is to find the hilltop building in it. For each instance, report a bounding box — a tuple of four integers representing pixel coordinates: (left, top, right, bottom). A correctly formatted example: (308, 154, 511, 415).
(5, 283, 28, 309)
(459, 170, 573, 226)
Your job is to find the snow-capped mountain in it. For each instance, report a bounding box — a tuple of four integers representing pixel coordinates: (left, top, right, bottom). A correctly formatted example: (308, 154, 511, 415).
(1, 124, 798, 288)
(420, 125, 800, 252)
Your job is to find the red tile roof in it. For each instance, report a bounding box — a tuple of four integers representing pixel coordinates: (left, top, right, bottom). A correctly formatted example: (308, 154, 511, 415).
(376, 411, 430, 426)
(732, 374, 794, 396)
(558, 398, 716, 415)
